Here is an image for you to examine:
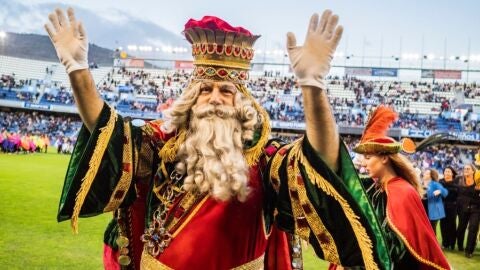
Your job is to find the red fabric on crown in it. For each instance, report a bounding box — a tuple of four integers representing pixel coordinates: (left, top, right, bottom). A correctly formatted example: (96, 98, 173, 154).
(184, 16, 252, 43)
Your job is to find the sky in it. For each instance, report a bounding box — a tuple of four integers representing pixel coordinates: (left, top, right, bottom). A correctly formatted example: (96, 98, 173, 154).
(3, 0, 480, 59)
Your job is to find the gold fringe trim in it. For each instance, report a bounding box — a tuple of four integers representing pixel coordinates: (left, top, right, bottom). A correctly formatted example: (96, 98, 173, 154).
(269, 145, 288, 181)
(71, 106, 118, 233)
(237, 84, 271, 166)
(386, 217, 447, 270)
(287, 142, 340, 264)
(158, 130, 186, 163)
(287, 159, 311, 240)
(140, 248, 264, 270)
(291, 139, 379, 270)
(231, 254, 265, 270)
(140, 248, 174, 270)
(103, 121, 133, 212)
(385, 188, 448, 270)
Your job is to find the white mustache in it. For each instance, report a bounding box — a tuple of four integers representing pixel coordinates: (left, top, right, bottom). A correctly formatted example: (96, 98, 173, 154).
(192, 104, 237, 119)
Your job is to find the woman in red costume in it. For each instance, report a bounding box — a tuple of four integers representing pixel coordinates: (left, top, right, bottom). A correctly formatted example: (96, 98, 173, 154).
(352, 106, 451, 270)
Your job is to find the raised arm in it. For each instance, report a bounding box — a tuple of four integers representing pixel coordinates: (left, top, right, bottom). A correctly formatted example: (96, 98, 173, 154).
(44, 8, 103, 132)
(286, 10, 343, 171)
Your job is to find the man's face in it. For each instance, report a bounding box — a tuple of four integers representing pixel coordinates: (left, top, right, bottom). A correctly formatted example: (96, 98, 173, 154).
(195, 81, 237, 107)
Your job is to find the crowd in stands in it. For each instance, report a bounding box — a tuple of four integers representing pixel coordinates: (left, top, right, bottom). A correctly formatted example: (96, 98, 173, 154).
(1, 74, 18, 90)
(464, 120, 480, 132)
(42, 87, 75, 104)
(99, 68, 190, 95)
(2, 70, 480, 133)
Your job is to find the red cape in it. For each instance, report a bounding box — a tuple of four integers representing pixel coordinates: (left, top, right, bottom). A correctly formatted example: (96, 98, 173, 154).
(385, 177, 450, 270)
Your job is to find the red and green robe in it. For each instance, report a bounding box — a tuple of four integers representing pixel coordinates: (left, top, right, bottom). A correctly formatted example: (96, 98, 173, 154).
(57, 103, 391, 269)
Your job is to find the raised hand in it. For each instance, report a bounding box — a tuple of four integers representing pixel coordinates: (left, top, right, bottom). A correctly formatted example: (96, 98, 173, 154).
(44, 8, 103, 132)
(286, 10, 343, 90)
(44, 8, 88, 74)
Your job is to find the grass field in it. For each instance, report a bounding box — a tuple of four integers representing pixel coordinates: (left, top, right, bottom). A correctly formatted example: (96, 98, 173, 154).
(0, 150, 479, 269)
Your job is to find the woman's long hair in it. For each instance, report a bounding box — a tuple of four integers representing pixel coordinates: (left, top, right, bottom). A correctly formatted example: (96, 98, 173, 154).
(424, 168, 439, 182)
(388, 153, 424, 196)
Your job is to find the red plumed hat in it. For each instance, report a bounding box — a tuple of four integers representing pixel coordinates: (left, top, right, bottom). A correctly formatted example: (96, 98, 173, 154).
(353, 105, 402, 154)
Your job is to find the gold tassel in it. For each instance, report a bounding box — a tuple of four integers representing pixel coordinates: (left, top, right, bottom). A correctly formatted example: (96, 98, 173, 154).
(158, 130, 186, 163)
(71, 106, 118, 233)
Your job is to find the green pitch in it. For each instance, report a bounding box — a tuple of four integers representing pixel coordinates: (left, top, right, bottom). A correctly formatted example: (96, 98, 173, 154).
(0, 150, 478, 269)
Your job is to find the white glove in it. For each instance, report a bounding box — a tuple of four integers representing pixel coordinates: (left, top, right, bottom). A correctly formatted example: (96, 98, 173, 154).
(286, 10, 343, 90)
(44, 8, 88, 74)
(433, 190, 441, 196)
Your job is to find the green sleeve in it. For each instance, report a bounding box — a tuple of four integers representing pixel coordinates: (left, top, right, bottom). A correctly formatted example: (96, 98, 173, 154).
(57, 103, 138, 224)
(267, 136, 391, 270)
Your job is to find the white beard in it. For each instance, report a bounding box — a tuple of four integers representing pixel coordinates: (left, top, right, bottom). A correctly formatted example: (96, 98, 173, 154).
(175, 104, 250, 202)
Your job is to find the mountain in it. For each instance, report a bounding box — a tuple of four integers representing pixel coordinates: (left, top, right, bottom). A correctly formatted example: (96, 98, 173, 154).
(0, 32, 114, 66)
(0, 0, 189, 58)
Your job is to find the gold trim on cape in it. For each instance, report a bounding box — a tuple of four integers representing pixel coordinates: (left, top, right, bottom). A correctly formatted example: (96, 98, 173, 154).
(159, 130, 186, 163)
(269, 145, 289, 182)
(287, 142, 340, 264)
(140, 249, 173, 270)
(385, 186, 448, 270)
(140, 249, 264, 270)
(290, 139, 379, 270)
(104, 121, 134, 212)
(71, 105, 118, 233)
(231, 254, 265, 270)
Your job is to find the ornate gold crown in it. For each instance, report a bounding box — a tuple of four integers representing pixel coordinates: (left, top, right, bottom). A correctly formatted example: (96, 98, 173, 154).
(181, 17, 271, 167)
(184, 16, 260, 83)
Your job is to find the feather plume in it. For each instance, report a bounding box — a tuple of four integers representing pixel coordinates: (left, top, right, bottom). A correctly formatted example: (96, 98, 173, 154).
(361, 106, 398, 142)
